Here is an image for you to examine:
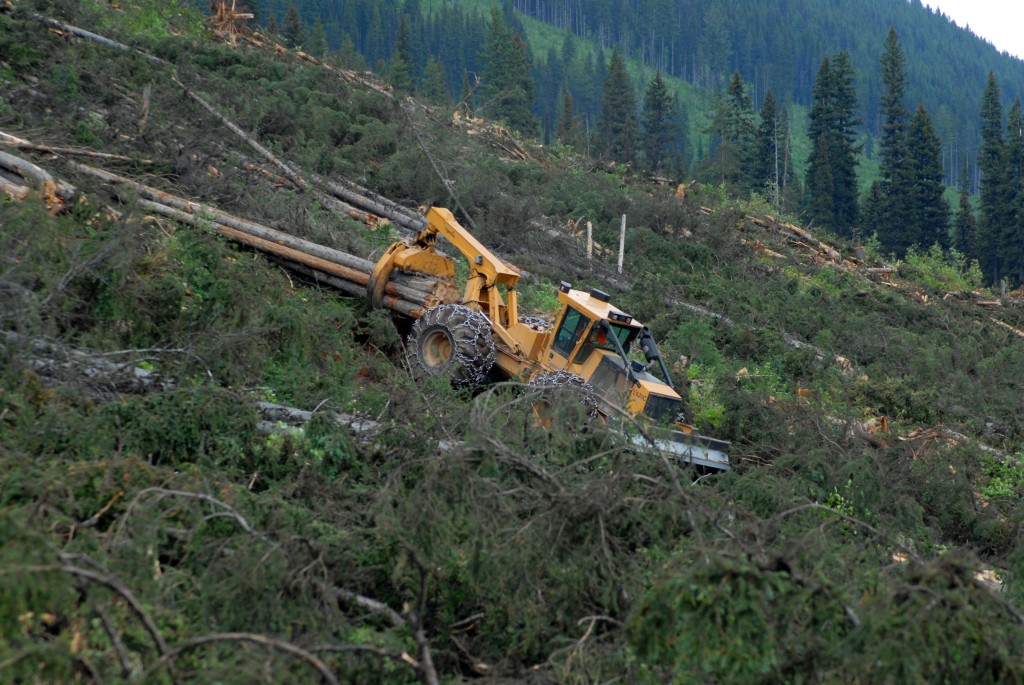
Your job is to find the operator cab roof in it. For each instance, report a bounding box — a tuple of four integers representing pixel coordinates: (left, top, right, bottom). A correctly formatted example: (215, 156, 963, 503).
(560, 283, 642, 329)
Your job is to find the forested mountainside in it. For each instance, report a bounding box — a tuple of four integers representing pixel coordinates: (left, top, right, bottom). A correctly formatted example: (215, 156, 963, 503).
(4, 1, 1024, 683)
(243, 0, 1024, 288)
(252, 0, 1024, 166)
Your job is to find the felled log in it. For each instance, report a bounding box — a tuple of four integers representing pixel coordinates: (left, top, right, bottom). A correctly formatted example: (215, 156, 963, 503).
(0, 175, 29, 202)
(0, 134, 146, 163)
(0, 150, 76, 210)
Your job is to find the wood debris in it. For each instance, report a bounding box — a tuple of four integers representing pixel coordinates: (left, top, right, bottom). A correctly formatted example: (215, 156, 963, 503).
(0, 149, 76, 211)
(208, 0, 253, 45)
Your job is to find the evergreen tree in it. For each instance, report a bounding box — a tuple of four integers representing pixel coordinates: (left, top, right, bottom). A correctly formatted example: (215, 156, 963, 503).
(877, 27, 914, 255)
(809, 134, 835, 225)
(998, 98, 1024, 284)
(600, 48, 638, 163)
(805, 54, 861, 234)
(753, 89, 780, 202)
(557, 84, 585, 151)
(861, 180, 886, 239)
(264, 13, 277, 37)
(480, 8, 538, 134)
(953, 155, 978, 260)
(702, 72, 754, 188)
(905, 103, 950, 249)
(282, 3, 305, 49)
(391, 15, 414, 93)
(979, 72, 1006, 282)
(641, 71, 677, 174)
(308, 17, 327, 58)
(422, 56, 449, 105)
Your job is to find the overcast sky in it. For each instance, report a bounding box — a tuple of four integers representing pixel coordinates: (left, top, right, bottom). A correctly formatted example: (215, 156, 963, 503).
(928, 1, 1024, 59)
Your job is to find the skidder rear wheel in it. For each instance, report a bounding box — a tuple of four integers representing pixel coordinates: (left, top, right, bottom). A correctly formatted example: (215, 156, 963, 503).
(407, 304, 495, 386)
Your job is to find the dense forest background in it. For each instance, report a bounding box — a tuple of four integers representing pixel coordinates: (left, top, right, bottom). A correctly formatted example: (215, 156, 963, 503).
(245, 0, 1024, 184)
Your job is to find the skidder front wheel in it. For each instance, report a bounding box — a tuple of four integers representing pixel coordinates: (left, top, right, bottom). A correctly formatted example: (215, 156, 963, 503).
(528, 370, 600, 429)
(407, 304, 495, 386)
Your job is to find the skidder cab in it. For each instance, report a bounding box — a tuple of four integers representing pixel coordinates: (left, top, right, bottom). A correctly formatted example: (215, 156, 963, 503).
(543, 281, 685, 426)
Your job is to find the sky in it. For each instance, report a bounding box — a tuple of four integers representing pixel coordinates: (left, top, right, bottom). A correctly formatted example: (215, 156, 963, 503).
(928, 1, 1024, 60)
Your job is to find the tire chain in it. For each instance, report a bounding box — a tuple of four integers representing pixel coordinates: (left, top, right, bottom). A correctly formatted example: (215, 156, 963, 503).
(408, 304, 496, 386)
(529, 370, 601, 418)
(519, 316, 552, 331)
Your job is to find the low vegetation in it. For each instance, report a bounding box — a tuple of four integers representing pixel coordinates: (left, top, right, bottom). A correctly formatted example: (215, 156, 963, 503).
(2, 2, 1024, 682)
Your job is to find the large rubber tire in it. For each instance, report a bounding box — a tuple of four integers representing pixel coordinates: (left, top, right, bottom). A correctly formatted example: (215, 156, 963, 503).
(407, 304, 496, 386)
(529, 370, 600, 429)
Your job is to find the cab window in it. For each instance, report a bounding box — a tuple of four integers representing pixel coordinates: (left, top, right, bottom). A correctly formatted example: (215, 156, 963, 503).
(551, 307, 590, 357)
(574, 322, 639, 363)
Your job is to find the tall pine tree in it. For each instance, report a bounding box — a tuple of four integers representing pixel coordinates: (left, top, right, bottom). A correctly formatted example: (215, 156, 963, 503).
(877, 27, 914, 255)
(600, 49, 638, 163)
(998, 98, 1024, 284)
(480, 8, 538, 134)
(953, 154, 978, 261)
(806, 53, 861, 236)
(978, 72, 1005, 282)
(641, 71, 677, 174)
(905, 103, 949, 249)
(753, 89, 781, 204)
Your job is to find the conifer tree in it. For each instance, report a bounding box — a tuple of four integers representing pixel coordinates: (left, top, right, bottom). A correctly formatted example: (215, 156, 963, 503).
(641, 71, 677, 174)
(953, 155, 978, 260)
(308, 17, 327, 57)
(978, 72, 1005, 282)
(558, 84, 584, 151)
(480, 8, 538, 134)
(861, 181, 885, 239)
(906, 103, 949, 249)
(703, 70, 755, 187)
(806, 54, 860, 235)
(878, 28, 913, 255)
(391, 15, 414, 93)
(998, 98, 1024, 284)
(724, 70, 755, 187)
(282, 3, 305, 49)
(600, 49, 638, 163)
(422, 56, 449, 105)
(753, 89, 780, 202)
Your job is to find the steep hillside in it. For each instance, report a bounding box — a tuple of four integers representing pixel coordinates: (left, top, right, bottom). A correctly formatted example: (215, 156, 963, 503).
(3, 2, 1024, 683)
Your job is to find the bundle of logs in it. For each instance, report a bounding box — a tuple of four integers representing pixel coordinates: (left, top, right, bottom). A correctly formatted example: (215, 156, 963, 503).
(66, 162, 460, 318)
(0, 141, 458, 320)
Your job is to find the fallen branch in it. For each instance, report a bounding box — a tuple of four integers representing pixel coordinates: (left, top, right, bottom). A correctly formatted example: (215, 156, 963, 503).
(143, 632, 338, 685)
(0, 135, 146, 163)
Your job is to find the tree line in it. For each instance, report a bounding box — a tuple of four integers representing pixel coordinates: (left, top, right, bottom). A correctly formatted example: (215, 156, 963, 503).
(238, 0, 1023, 286)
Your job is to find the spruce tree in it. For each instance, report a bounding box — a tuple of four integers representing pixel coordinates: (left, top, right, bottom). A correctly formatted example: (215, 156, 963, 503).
(953, 156, 978, 261)
(422, 56, 449, 105)
(641, 71, 677, 174)
(391, 15, 414, 93)
(308, 17, 327, 58)
(878, 27, 913, 255)
(600, 49, 638, 163)
(723, 70, 756, 188)
(998, 98, 1024, 284)
(753, 89, 780, 203)
(860, 181, 885, 241)
(906, 103, 949, 249)
(282, 3, 305, 49)
(480, 8, 538, 134)
(979, 72, 1005, 282)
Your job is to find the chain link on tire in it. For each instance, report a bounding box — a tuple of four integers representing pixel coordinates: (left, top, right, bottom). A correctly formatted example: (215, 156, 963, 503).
(529, 370, 600, 428)
(407, 304, 495, 386)
(519, 316, 552, 331)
